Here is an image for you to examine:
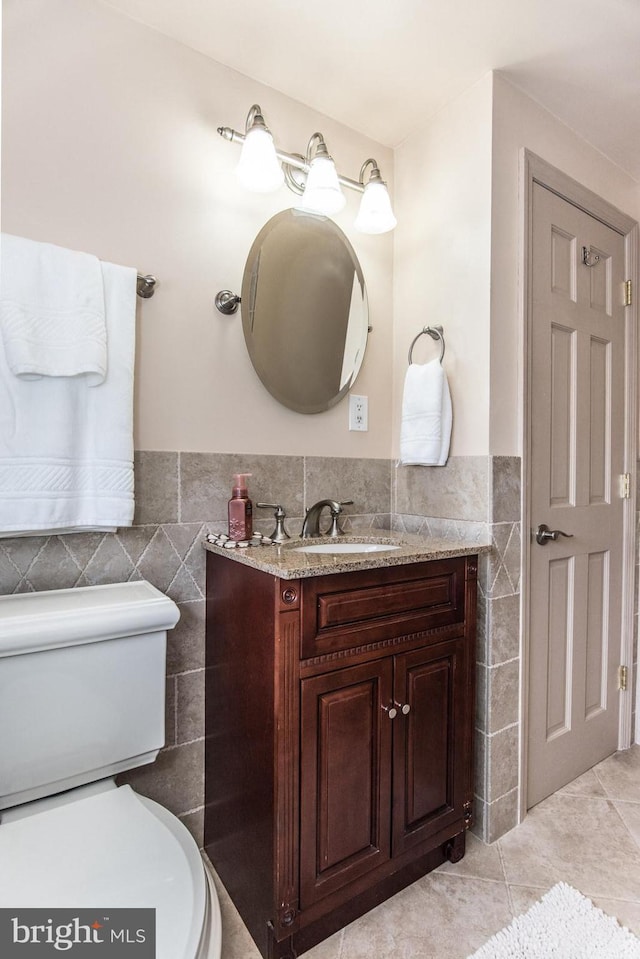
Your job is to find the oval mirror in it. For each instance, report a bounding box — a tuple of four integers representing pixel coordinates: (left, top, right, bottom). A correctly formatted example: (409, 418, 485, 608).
(241, 210, 369, 414)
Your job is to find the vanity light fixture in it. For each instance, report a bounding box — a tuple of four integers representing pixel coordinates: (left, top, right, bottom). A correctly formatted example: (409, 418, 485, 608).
(354, 159, 397, 235)
(217, 104, 396, 233)
(235, 104, 284, 193)
(295, 132, 346, 216)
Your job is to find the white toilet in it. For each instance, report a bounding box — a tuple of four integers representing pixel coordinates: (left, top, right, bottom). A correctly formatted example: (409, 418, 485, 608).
(0, 580, 221, 959)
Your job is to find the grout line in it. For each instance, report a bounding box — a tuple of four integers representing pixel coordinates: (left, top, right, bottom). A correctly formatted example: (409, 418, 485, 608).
(612, 807, 640, 856)
(0, 543, 25, 581)
(495, 841, 516, 915)
(59, 532, 103, 586)
(160, 736, 205, 750)
(21, 535, 56, 591)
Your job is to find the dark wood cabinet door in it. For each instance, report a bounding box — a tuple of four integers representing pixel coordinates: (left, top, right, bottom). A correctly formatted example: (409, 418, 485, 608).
(299, 658, 393, 909)
(392, 639, 467, 856)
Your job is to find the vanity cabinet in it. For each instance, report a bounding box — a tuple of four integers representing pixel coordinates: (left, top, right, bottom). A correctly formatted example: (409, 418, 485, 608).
(204, 551, 477, 959)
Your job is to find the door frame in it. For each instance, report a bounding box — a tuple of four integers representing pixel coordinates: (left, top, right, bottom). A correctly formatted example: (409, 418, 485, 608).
(520, 150, 639, 821)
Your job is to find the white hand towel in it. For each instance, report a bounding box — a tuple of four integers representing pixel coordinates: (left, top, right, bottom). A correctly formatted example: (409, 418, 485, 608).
(399, 359, 452, 466)
(0, 260, 136, 535)
(0, 233, 107, 385)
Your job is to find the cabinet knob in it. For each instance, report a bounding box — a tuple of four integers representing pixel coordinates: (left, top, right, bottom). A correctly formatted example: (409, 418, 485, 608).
(397, 703, 411, 716)
(382, 704, 397, 720)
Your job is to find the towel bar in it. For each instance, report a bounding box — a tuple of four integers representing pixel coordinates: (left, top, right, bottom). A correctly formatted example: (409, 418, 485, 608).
(408, 325, 445, 365)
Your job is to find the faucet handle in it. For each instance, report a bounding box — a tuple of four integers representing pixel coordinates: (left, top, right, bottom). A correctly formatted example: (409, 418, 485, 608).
(256, 503, 290, 543)
(328, 500, 353, 537)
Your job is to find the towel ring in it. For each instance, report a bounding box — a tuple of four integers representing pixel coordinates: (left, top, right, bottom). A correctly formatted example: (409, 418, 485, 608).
(408, 326, 445, 365)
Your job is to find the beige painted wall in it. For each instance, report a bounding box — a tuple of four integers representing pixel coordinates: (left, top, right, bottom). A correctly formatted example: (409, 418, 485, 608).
(393, 71, 640, 460)
(1, 0, 394, 457)
(392, 74, 494, 458)
(4, 4, 639, 466)
(489, 73, 640, 455)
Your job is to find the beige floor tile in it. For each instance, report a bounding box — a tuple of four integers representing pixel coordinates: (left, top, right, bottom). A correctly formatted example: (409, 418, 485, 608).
(615, 799, 640, 848)
(594, 745, 640, 802)
(507, 883, 556, 915)
(304, 928, 344, 959)
(499, 791, 640, 900)
(590, 896, 640, 936)
(557, 767, 607, 797)
(339, 874, 512, 959)
(436, 832, 505, 882)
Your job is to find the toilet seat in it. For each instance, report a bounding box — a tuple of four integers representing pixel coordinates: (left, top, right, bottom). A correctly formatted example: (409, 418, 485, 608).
(0, 783, 220, 959)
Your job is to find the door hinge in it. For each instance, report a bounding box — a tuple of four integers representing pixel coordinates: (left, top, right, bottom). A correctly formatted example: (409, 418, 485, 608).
(620, 473, 631, 498)
(619, 665, 628, 691)
(624, 279, 632, 306)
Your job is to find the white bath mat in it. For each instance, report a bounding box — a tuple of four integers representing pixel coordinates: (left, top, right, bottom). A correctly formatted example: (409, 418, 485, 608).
(468, 882, 640, 958)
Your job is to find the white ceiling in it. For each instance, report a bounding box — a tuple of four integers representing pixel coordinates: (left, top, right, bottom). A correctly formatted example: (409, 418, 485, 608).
(104, 0, 640, 181)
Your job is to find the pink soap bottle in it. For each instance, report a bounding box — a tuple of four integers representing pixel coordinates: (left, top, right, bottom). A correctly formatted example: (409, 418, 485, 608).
(228, 473, 253, 541)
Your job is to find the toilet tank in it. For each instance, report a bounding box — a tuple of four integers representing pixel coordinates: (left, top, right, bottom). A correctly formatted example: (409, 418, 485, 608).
(0, 581, 180, 811)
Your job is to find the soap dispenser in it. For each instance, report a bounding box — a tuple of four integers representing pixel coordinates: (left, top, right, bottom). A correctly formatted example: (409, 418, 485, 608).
(228, 473, 253, 541)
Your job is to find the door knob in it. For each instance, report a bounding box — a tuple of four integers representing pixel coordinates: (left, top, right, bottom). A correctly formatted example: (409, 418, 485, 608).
(395, 702, 411, 715)
(382, 704, 397, 720)
(535, 524, 574, 546)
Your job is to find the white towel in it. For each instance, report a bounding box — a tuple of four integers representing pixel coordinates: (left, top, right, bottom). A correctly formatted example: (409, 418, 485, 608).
(0, 260, 136, 536)
(0, 233, 107, 385)
(399, 359, 452, 466)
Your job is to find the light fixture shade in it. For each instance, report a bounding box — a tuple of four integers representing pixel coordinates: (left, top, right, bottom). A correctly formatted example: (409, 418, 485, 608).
(354, 181, 397, 234)
(237, 127, 284, 193)
(297, 156, 346, 215)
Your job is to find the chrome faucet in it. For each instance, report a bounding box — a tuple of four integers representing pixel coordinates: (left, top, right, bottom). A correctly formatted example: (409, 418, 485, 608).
(301, 499, 353, 538)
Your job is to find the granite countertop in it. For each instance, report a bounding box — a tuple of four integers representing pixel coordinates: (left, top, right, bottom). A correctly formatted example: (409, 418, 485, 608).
(203, 530, 491, 580)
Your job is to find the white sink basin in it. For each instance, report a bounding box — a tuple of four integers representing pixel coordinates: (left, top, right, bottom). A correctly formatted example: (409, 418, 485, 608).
(294, 542, 401, 555)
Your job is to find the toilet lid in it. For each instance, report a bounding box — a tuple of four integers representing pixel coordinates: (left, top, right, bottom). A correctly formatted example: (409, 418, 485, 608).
(0, 785, 206, 959)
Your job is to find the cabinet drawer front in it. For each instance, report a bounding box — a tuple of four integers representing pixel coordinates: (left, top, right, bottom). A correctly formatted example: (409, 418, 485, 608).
(301, 559, 466, 658)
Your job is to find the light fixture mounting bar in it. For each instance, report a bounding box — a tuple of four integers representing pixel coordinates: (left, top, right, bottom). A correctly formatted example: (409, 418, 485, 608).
(217, 126, 364, 194)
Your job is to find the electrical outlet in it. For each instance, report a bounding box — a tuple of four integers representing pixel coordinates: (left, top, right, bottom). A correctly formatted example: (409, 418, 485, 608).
(348, 394, 368, 431)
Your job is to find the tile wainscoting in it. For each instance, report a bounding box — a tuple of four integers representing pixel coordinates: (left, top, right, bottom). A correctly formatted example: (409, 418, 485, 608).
(0, 452, 523, 845)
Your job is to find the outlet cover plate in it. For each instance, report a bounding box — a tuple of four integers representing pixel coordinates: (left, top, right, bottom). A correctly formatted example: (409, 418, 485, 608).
(349, 394, 368, 431)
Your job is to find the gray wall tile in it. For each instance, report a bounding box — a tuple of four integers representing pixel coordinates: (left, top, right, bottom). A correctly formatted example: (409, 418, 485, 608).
(180, 807, 204, 848)
(488, 725, 519, 798)
(167, 600, 205, 675)
(486, 789, 519, 843)
(177, 670, 205, 743)
(491, 456, 521, 523)
(119, 739, 205, 815)
(488, 660, 520, 733)
(133, 451, 179, 524)
(305, 456, 391, 517)
(395, 456, 490, 522)
(180, 452, 304, 527)
(486, 594, 520, 666)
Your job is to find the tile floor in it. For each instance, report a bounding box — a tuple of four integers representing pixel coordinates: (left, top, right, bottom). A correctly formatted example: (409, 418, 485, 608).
(210, 745, 640, 958)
